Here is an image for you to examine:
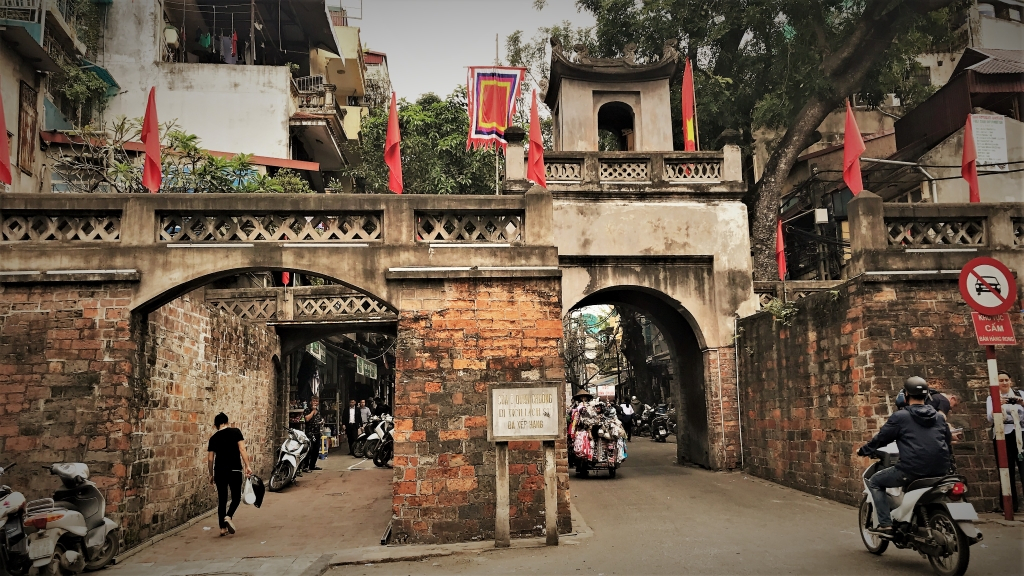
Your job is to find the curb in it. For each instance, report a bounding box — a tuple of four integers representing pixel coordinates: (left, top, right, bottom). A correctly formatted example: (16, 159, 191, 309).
(298, 553, 336, 576)
(112, 508, 217, 565)
(327, 503, 592, 567)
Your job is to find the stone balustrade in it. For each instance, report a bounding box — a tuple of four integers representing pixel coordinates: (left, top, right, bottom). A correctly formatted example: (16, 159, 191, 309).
(848, 191, 1024, 277)
(204, 285, 398, 322)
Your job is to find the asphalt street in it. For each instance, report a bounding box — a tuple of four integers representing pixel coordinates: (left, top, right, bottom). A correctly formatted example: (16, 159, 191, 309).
(331, 437, 1024, 576)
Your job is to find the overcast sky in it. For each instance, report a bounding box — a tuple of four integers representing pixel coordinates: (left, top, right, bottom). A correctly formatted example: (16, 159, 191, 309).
(348, 0, 595, 99)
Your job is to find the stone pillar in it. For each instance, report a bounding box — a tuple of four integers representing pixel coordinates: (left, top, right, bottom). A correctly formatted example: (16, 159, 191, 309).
(524, 186, 553, 246)
(847, 191, 885, 275)
(722, 145, 742, 182)
(504, 127, 526, 181)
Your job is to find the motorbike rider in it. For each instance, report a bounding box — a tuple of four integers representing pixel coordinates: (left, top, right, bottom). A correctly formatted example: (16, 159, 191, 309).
(856, 376, 953, 535)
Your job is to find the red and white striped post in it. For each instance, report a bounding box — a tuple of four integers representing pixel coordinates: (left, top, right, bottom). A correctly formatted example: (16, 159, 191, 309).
(987, 345, 1014, 520)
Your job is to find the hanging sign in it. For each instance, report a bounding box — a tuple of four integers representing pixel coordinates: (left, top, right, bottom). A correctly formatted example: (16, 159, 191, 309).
(355, 355, 378, 379)
(971, 313, 1017, 346)
(306, 341, 326, 363)
(958, 257, 1017, 316)
(487, 385, 561, 442)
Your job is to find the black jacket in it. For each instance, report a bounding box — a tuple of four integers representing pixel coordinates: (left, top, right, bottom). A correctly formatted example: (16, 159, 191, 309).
(342, 406, 363, 426)
(859, 404, 952, 477)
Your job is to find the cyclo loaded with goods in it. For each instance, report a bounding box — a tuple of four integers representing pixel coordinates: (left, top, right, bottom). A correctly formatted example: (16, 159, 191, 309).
(567, 390, 626, 478)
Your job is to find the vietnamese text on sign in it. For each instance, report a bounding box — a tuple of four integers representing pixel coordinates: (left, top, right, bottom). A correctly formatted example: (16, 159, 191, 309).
(490, 386, 559, 441)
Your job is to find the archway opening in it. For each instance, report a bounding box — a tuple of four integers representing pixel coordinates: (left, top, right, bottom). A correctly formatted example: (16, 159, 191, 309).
(597, 101, 636, 151)
(567, 288, 710, 469)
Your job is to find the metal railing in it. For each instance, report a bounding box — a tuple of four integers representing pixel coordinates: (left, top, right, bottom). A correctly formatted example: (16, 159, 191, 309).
(0, 0, 40, 22)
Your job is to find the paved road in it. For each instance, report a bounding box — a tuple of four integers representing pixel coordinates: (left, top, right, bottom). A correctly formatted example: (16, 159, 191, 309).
(331, 438, 1024, 576)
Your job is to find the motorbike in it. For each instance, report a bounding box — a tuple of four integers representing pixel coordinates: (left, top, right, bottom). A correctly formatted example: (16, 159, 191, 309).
(634, 404, 654, 436)
(268, 427, 311, 492)
(10, 463, 119, 575)
(0, 463, 31, 576)
(352, 416, 381, 459)
(859, 443, 982, 576)
(650, 405, 670, 442)
(363, 416, 393, 461)
(372, 418, 394, 468)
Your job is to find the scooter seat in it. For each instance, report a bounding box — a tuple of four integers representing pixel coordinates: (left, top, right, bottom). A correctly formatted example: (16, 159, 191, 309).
(905, 477, 944, 491)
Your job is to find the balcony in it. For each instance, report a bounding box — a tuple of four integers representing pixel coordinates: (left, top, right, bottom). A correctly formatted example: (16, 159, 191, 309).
(290, 75, 348, 172)
(0, 0, 60, 72)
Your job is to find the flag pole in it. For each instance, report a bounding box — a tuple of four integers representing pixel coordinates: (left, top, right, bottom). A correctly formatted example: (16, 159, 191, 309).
(692, 61, 700, 151)
(495, 33, 500, 196)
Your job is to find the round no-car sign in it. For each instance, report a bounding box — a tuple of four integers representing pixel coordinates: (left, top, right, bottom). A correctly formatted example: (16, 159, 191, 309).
(959, 257, 1017, 315)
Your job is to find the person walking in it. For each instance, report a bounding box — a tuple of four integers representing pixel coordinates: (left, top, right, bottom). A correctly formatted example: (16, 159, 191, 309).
(359, 399, 372, 423)
(302, 395, 324, 472)
(207, 413, 252, 537)
(342, 398, 362, 456)
(987, 371, 1024, 513)
(619, 401, 635, 441)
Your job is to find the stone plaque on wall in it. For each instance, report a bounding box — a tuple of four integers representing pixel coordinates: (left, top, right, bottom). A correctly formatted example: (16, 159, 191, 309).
(487, 384, 562, 442)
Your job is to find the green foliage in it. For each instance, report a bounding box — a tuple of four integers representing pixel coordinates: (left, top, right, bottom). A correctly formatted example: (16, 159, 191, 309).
(339, 88, 500, 195)
(73, 0, 103, 55)
(49, 118, 315, 194)
(54, 61, 108, 110)
(764, 298, 799, 326)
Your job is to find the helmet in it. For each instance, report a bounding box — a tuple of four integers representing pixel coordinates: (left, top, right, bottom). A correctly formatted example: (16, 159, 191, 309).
(903, 376, 928, 398)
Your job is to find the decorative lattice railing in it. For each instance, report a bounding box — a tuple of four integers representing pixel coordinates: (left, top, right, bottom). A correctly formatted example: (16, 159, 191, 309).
(1, 212, 121, 242)
(885, 219, 986, 247)
(754, 281, 843, 308)
(545, 160, 583, 182)
(208, 297, 278, 320)
(1013, 218, 1023, 247)
(158, 213, 382, 243)
(415, 212, 524, 243)
(295, 294, 393, 318)
(665, 159, 722, 181)
(599, 160, 650, 181)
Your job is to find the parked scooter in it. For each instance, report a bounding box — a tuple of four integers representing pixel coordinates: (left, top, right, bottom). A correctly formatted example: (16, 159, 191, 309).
(352, 416, 381, 459)
(363, 416, 393, 461)
(372, 418, 395, 468)
(0, 463, 31, 576)
(11, 463, 119, 575)
(634, 404, 654, 436)
(650, 405, 670, 442)
(859, 443, 982, 576)
(268, 427, 311, 492)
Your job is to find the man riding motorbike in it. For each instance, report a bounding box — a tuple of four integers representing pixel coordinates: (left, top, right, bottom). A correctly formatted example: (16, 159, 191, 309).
(856, 376, 953, 535)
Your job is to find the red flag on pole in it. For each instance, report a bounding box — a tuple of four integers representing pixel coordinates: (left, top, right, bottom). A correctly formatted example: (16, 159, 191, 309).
(384, 92, 403, 194)
(526, 90, 547, 189)
(281, 272, 290, 286)
(682, 58, 697, 151)
(141, 88, 161, 193)
(0, 77, 12, 186)
(842, 100, 866, 195)
(776, 218, 787, 281)
(962, 114, 980, 203)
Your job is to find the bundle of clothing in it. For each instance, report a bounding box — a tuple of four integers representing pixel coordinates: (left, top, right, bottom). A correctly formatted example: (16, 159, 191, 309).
(568, 399, 628, 464)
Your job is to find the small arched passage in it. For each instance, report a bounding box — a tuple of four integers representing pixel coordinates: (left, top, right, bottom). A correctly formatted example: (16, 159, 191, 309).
(597, 101, 636, 151)
(572, 287, 710, 468)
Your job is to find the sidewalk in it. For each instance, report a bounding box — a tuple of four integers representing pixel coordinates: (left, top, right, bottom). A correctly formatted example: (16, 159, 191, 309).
(107, 450, 393, 576)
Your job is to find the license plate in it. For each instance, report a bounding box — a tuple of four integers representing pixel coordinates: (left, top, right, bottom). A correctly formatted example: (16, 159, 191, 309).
(659, 428, 666, 433)
(946, 502, 978, 521)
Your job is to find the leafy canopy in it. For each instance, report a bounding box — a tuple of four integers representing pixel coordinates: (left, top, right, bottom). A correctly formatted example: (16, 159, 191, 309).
(339, 88, 500, 195)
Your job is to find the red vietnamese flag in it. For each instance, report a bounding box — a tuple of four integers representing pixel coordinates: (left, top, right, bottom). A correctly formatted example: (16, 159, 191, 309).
(776, 218, 787, 281)
(842, 100, 866, 195)
(141, 87, 161, 193)
(962, 114, 980, 203)
(526, 90, 546, 188)
(384, 92, 403, 194)
(681, 58, 697, 151)
(0, 77, 12, 186)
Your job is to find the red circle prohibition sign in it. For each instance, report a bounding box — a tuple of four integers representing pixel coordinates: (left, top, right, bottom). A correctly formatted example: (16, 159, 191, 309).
(958, 257, 1018, 316)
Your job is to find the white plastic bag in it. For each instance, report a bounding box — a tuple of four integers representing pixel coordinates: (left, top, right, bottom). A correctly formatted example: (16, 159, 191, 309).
(242, 476, 256, 505)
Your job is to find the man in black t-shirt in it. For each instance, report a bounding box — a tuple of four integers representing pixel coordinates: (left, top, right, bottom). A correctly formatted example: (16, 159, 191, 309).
(302, 395, 324, 472)
(207, 413, 252, 536)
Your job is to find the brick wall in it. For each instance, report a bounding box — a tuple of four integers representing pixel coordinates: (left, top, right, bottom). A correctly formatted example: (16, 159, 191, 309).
(738, 277, 1023, 511)
(0, 283, 279, 548)
(122, 292, 279, 544)
(0, 283, 140, 516)
(391, 277, 570, 544)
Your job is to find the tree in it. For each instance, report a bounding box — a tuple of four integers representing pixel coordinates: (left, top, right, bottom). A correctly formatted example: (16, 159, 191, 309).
(339, 88, 500, 194)
(534, 0, 964, 279)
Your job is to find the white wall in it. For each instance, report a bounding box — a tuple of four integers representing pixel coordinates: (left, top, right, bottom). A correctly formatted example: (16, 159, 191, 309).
(922, 115, 1024, 203)
(98, 0, 292, 158)
(556, 78, 674, 152)
(978, 14, 1024, 50)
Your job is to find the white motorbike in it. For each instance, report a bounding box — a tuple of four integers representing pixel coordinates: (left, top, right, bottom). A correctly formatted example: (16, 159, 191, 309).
(859, 443, 982, 576)
(0, 463, 32, 575)
(16, 463, 119, 575)
(363, 416, 393, 461)
(268, 428, 311, 492)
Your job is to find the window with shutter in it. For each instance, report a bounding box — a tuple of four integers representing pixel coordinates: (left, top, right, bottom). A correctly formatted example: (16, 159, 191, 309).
(18, 81, 37, 176)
